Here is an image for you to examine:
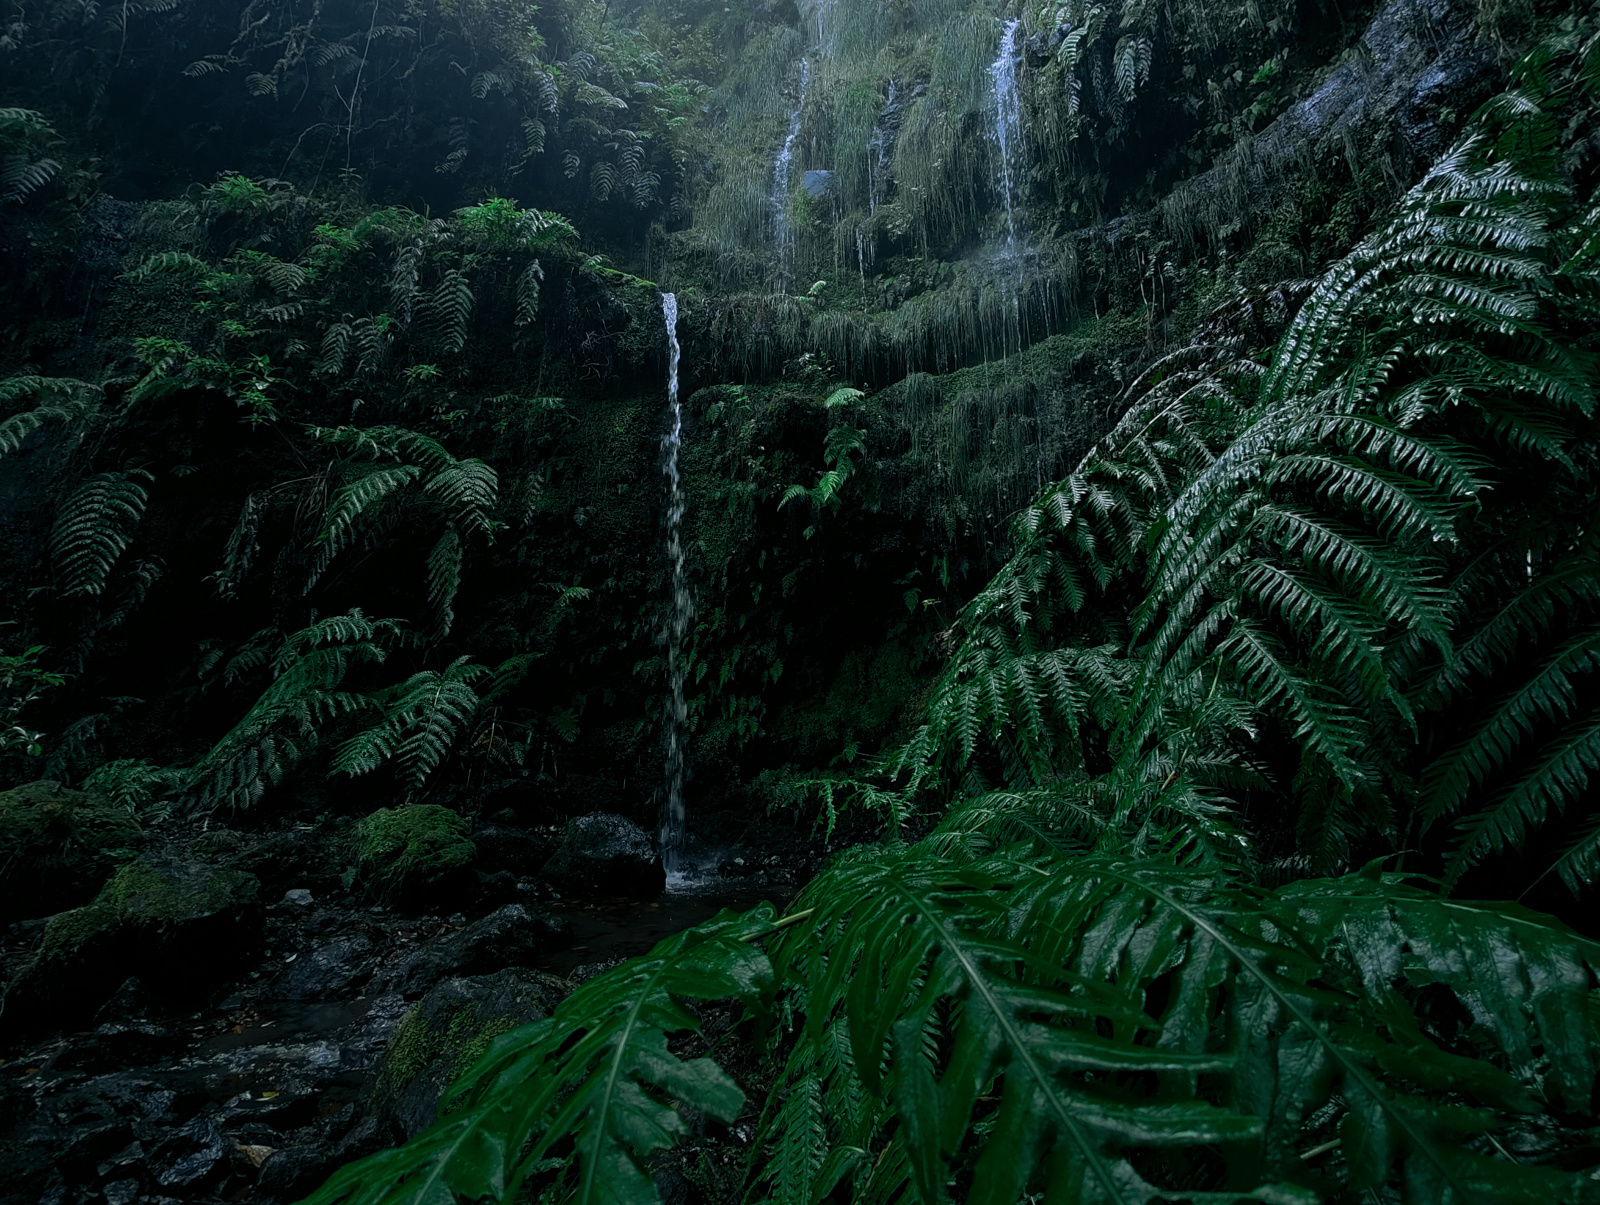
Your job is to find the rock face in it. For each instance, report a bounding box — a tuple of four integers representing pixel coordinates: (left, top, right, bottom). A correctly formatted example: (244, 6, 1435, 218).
(367, 968, 570, 1138)
(541, 813, 665, 898)
(2, 855, 262, 1031)
(377, 904, 573, 998)
(0, 780, 142, 923)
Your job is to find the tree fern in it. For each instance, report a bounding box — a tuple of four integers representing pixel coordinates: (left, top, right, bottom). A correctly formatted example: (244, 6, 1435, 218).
(50, 470, 152, 597)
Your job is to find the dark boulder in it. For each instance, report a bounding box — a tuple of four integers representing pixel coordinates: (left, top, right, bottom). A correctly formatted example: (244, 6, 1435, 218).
(541, 813, 665, 898)
(367, 969, 570, 1138)
(377, 903, 572, 998)
(471, 824, 552, 877)
(2, 854, 262, 1032)
(0, 780, 142, 923)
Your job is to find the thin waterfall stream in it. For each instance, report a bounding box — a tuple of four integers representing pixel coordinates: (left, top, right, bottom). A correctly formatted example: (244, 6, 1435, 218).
(989, 18, 1024, 246)
(771, 58, 810, 291)
(659, 292, 690, 877)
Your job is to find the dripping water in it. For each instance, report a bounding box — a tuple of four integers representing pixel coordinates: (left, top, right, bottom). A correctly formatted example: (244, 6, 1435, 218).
(989, 18, 1024, 245)
(771, 58, 810, 292)
(660, 292, 690, 876)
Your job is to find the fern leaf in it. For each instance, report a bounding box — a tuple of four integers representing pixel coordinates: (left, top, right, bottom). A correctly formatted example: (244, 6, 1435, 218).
(51, 471, 152, 597)
(425, 526, 461, 639)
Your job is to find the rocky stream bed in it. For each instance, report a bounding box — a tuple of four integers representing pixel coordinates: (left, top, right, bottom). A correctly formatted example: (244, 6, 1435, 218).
(0, 784, 822, 1205)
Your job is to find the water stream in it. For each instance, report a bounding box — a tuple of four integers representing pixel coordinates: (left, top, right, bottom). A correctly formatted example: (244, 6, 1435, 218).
(989, 18, 1024, 245)
(660, 292, 690, 876)
(771, 58, 811, 292)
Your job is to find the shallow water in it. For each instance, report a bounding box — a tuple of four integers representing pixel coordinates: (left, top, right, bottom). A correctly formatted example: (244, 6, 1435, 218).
(545, 880, 797, 977)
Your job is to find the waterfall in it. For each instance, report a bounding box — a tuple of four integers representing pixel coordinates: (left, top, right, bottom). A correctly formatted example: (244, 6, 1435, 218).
(659, 292, 690, 876)
(989, 18, 1024, 244)
(771, 58, 810, 292)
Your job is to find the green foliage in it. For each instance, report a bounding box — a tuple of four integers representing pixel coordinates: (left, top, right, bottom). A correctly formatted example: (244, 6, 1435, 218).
(334, 656, 488, 792)
(307, 832, 1600, 1205)
(780, 388, 870, 537)
(305, 905, 775, 1205)
(187, 611, 401, 809)
(49, 471, 152, 597)
(0, 108, 62, 205)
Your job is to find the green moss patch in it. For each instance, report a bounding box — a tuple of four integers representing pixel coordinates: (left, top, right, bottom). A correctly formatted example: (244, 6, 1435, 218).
(0, 780, 142, 922)
(354, 804, 476, 903)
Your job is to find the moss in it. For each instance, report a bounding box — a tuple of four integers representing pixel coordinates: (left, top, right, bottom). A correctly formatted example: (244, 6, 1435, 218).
(373, 1000, 520, 1099)
(36, 858, 257, 958)
(0, 780, 142, 922)
(354, 804, 475, 901)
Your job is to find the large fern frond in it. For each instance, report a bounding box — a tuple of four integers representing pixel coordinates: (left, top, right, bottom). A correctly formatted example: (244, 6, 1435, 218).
(50, 471, 152, 597)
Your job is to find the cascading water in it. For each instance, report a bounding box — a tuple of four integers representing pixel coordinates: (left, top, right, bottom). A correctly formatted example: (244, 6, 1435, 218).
(771, 58, 811, 292)
(659, 292, 690, 876)
(988, 18, 1024, 245)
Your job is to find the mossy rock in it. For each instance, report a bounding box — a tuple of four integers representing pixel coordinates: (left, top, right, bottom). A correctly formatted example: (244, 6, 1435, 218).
(0, 780, 142, 923)
(368, 968, 570, 1138)
(3, 854, 262, 1032)
(354, 804, 476, 908)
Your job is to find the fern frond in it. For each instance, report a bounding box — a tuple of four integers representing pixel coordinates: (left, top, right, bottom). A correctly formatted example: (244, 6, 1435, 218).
(51, 471, 152, 597)
(425, 526, 461, 639)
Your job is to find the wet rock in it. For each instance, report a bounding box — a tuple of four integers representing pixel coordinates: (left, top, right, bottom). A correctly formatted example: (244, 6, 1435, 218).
(471, 824, 552, 877)
(93, 976, 157, 1024)
(2, 855, 262, 1032)
(281, 888, 314, 907)
(0, 780, 142, 923)
(273, 935, 378, 1001)
(369, 968, 570, 1138)
(256, 1112, 394, 1202)
(152, 1116, 234, 1188)
(378, 904, 572, 997)
(54, 1022, 175, 1072)
(542, 813, 665, 898)
(802, 168, 838, 198)
(353, 805, 476, 909)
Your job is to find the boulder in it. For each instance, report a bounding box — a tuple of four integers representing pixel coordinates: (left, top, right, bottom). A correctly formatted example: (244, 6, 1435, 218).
(272, 935, 379, 1002)
(353, 804, 476, 908)
(471, 824, 552, 877)
(541, 813, 665, 898)
(0, 780, 142, 923)
(367, 969, 570, 1138)
(378, 903, 572, 997)
(2, 854, 262, 1031)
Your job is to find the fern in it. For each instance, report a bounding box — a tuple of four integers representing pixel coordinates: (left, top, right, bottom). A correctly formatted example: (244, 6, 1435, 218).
(303, 426, 498, 595)
(332, 655, 486, 791)
(426, 269, 474, 355)
(514, 258, 544, 325)
(425, 525, 461, 639)
(50, 471, 152, 597)
(0, 376, 101, 458)
(187, 611, 403, 809)
(305, 834, 1600, 1205)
